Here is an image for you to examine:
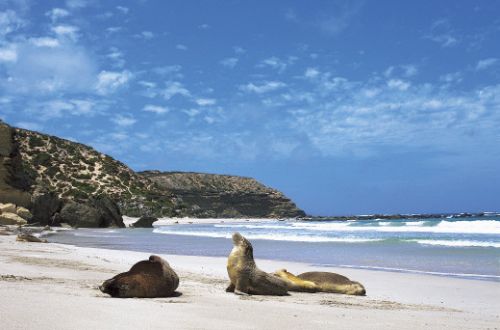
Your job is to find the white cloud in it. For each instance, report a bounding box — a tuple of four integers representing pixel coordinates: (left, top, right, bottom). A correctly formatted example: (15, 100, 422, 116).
(162, 81, 190, 100)
(0, 45, 17, 62)
(195, 98, 216, 106)
(304, 67, 320, 79)
(440, 72, 463, 84)
(220, 57, 238, 68)
(233, 46, 246, 54)
(198, 24, 210, 29)
(0, 10, 25, 36)
(66, 0, 88, 9)
(106, 26, 122, 34)
(96, 70, 132, 95)
(46, 8, 69, 21)
(153, 65, 182, 76)
(32, 99, 97, 120)
(183, 108, 200, 117)
(258, 56, 288, 72)
(51, 25, 79, 40)
(240, 81, 286, 94)
(176, 44, 187, 51)
(143, 104, 168, 114)
(387, 79, 410, 91)
(428, 34, 458, 47)
(116, 6, 129, 14)
(29, 37, 60, 48)
(476, 58, 498, 71)
(384, 65, 418, 78)
(111, 114, 136, 127)
(107, 47, 125, 67)
(426, 20, 459, 48)
(1, 42, 97, 94)
(139, 31, 154, 40)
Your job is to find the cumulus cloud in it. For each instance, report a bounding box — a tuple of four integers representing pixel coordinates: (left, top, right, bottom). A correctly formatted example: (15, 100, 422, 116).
(0, 45, 17, 62)
(1, 42, 97, 94)
(143, 104, 169, 114)
(387, 79, 410, 91)
(162, 81, 190, 100)
(0, 10, 25, 36)
(239, 81, 286, 94)
(96, 70, 132, 95)
(111, 114, 136, 127)
(31, 99, 97, 120)
(46, 8, 70, 22)
(304, 67, 320, 79)
(116, 6, 129, 14)
(29, 37, 60, 48)
(195, 98, 216, 106)
(257, 56, 288, 72)
(220, 57, 238, 68)
(51, 25, 79, 40)
(475, 58, 497, 71)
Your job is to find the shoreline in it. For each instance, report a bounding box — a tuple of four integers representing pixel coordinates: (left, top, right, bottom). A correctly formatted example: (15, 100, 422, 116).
(1, 235, 499, 329)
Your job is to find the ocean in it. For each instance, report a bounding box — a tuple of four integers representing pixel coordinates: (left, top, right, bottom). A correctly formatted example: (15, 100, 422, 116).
(47, 216, 500, 282)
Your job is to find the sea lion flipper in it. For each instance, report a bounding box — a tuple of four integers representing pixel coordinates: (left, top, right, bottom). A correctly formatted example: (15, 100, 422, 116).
(234, 277, 250, 294)
(225, 282, 235, 292)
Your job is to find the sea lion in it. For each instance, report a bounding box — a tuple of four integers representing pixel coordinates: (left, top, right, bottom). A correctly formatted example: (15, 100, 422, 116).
(16, 233, 48, 243)
(226, 232, 288, 296)
(272, 269, 319, 292)
(99, 255, 179, 298)
(297, 271, 366, 296)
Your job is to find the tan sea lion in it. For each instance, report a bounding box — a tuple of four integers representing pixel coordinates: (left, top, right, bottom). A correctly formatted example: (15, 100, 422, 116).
(272, 269, 318, 292)
(297, 271, 366, 296)
(16, 233, 48, 243)
(226, 232, 288, 296)
(99, 255, 179, 298)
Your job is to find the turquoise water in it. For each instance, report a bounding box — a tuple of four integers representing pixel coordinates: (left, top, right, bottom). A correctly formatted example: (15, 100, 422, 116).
(48, 217, 500, 281)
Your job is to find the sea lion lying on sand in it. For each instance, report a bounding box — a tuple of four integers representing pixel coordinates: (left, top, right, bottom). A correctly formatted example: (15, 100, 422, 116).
(16, 233, 48, 243)
(294, 271, 366, 296)
(272, 269, 319, 292)
(99, 255, 179, 298)
(226, 232, 289, 296)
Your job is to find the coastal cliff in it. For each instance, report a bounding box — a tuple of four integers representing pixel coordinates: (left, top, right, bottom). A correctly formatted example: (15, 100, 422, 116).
(0, 121, 305, 226)
(140, 171, 305, 218)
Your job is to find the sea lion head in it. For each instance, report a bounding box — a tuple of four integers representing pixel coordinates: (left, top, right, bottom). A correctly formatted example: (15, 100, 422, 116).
(231, 232, 253, 258)
(149, 255, 162, 262)
(99, 278, 123, 297)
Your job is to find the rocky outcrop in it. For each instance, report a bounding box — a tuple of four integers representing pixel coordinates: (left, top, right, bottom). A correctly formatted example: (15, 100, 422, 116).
(0, 202, 29, 225)
(140, 171, 306, 218)
(132, 216, 158, 228)
(0, 120, 306, 225)
(31, 192, 62, 226)
(58, 197, 124, 228)
(0, 121, 32, 208)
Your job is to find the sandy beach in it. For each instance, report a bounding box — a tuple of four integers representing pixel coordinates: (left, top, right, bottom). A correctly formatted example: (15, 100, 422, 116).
(0, 234, 498, 330)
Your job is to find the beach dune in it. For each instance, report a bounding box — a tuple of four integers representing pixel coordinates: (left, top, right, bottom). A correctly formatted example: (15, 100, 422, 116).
(0, 235, 498, 330)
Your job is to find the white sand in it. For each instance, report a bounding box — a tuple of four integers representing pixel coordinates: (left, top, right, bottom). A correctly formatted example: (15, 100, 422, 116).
(0, 234, 499, 330)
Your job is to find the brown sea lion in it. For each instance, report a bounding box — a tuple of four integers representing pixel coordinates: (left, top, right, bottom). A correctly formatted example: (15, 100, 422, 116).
(297, 271, 366, 296)
(99, 255, 179, 298)
(226, 232, 288, 296)
(16, 233, 48, 243)
(272, 269, 318, 292)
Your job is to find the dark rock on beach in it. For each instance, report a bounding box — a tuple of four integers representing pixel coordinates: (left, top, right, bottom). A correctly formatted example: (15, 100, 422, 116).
(31, 192, 62, 226)
(58, 197, 124, 228)
(132, 216, 158, 228)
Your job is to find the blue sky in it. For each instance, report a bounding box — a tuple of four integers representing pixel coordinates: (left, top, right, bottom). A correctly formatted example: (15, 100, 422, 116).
(1, 0, 499, 215)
